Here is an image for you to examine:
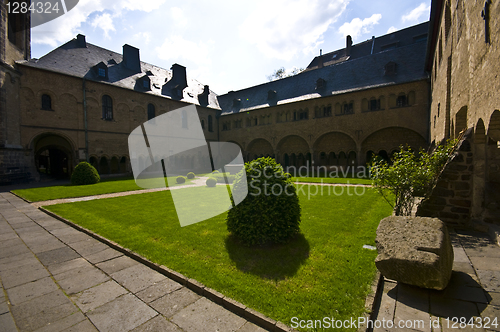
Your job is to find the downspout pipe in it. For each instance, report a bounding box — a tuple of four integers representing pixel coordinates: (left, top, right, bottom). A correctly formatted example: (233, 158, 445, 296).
(83, 78, 89, 162)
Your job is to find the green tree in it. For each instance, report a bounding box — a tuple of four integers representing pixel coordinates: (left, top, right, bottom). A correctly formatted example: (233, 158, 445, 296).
(267, 67, 304, 81)
(370, 139, 458, 216)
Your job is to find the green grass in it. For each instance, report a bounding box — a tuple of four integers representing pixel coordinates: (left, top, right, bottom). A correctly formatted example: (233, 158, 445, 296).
(291, 176, 372, 185)
(45, 185, 391, 331)
(12, 176, 195, 202)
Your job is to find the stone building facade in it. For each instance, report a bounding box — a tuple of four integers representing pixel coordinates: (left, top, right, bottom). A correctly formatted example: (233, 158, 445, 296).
(0, 12, 432, 184)
(0, 0, 32, 183)
(420, 0, 500, 227)
(218, 22, 431, 172)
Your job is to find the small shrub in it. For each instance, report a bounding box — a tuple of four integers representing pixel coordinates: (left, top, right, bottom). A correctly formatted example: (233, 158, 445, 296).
(176, 176, 186, 184)
(226, 157, 301, 246)
(71, 162, 100, 185)
(187, 172, 195, 179)
(212, 170, 219, 174)
(206, 177, 217, 187)
(370, 138, 457, 216)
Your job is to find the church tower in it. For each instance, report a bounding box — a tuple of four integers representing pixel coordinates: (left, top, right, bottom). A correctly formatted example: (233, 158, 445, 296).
(0, 1, 32, 183)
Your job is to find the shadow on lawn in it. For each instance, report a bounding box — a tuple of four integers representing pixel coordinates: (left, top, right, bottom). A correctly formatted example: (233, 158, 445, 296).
(224, 233, 310, 281)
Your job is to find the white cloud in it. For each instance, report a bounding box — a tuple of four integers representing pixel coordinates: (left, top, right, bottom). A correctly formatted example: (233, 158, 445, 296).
(402, 3, 431, 23)
(170, 7, 187, 27)
(155, 36, 213, 65)
(91, 13, 115, 39)
(31, 0, 165, 46)
(118, 0, 166, 12)
(133, 32, 151, 45)
(239, 0, 350, 61)
(338, 14, 382, 40)
(387, 26, 397, 34)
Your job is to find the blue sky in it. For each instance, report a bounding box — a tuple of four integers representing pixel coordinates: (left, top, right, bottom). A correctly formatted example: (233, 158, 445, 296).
(31, 0, 431, 95)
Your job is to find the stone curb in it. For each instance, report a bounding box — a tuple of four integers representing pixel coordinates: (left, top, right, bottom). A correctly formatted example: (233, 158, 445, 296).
(9, 190, 32, 203)
(358, 271, 384, 332)
(39, 207, 297, 332)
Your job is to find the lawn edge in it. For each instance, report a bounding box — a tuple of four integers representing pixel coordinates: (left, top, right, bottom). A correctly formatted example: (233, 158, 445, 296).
(10, 190, 32, 203)
(39, 206, 299, 332)
(358, 271, 384, 332)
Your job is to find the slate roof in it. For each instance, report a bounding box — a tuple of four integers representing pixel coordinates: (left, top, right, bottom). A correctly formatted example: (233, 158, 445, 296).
(217, 22, 430, 116)
(17, 37, 220, 109)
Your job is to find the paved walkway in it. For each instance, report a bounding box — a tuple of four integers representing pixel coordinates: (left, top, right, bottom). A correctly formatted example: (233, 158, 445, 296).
(0, 192, 269, 332)
(372, 229, 500, 332)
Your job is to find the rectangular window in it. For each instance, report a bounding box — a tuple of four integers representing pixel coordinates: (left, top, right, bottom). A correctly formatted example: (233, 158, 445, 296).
(98, 68, 106, 77)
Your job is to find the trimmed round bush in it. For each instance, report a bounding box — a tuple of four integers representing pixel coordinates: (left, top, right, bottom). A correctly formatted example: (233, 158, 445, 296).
(176, 176, 186, 184)
(71, 162, 100, 185)
(206, 177, 217, 187)
(187, 172, 195, 179)
(226, 157, 301, 246)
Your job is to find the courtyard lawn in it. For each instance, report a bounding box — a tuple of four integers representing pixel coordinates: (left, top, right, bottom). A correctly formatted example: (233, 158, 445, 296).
(45, 185, 392, 331)
(12, 176, 195, 202)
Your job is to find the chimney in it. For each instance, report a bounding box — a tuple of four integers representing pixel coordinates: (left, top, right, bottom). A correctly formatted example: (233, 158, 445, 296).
(76, 34, 86, 48)
(318, 49, 323, 68)
(122, 44, 141, 73)
(346, 35, 353, 56)
(171, 64, 188, 90)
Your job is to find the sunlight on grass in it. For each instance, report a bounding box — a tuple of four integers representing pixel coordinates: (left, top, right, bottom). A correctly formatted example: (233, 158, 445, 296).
(12, 176, 196, 202)
(46, 185, 391, 331)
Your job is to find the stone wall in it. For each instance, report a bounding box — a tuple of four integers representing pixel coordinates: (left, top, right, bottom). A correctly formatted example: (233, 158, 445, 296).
(417, 129, 474, 228)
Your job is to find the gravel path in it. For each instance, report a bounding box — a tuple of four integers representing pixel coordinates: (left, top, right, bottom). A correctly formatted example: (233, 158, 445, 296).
(31, 178, 371, 208)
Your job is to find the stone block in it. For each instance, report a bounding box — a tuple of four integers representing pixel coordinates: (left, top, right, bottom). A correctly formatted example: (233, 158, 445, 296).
(375, 216, 454, 290)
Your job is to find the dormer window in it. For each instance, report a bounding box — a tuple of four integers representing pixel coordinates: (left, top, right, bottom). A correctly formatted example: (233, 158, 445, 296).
(93, 62, 108, 80)
(267, 90, 276, 100)
(137, 75, 151, 91)
(384, 61, 397, 76)
(316, 78, 326, 90)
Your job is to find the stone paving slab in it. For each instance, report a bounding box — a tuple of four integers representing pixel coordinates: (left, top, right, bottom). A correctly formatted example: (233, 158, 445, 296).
(172, 297, 247, 332)
(95, 255, 140, 275)
(86, 294, 158, 332)
(0, 192, 279, 332)
(111, 264, 167, 294)
(70, 280, 128, 313)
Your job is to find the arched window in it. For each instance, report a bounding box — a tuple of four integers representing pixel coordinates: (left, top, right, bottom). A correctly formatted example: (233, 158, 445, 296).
(208, 115, 213, 132)
(102, 95, 113, 120)
(41, 94, 52, 110)
(201, 119, 205, 129)
(147, 103, 155, 120)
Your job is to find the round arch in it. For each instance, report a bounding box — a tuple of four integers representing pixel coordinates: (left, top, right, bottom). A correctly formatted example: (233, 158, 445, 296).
(276, 135, 309, 167)
(361, 127, 427, 164)
(246, 138, 274, 161)
(313, 131, 357, 166)
(31, 132, 75, 178)
(487, 110, 500, 141)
